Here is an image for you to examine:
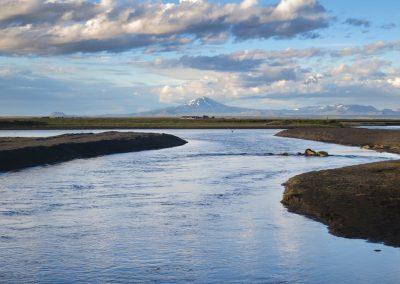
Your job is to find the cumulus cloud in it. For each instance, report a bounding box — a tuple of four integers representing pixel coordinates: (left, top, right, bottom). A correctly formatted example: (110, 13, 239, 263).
(152, 56, 311, 103)
(330, 59, 390, 81)
(150, 41, 400, 105)
(0, 0, 330, 55)
(146, 40, 400, 73)
(156, 72, 320, 103)
(333, 41, 400, 60)
(388, 77, 400, 88)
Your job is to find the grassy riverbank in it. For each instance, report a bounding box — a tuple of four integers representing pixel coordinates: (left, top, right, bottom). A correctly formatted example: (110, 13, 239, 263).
(1, 117, 400, 130)
(276, 127, 400, 154)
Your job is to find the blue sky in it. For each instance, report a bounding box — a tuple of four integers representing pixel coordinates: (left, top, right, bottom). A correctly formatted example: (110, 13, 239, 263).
(0, 0, 399, 115)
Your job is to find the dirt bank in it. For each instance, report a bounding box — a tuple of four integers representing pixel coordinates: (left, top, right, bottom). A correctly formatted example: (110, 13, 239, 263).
(276, 127, 400, 154)
(276, 128, 400, 246)
(0, 131, 187, 172)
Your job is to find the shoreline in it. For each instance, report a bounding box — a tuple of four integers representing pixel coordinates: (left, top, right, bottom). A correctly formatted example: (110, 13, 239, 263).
(276, 128, 400, 246)
(2, 127, 400, 245)
(1, 117, 400, 130)
(0, 131, 187, 172)
(276, 127, 400, 154)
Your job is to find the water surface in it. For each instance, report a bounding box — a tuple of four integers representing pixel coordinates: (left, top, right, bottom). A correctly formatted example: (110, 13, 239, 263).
(359, 125, 400, 130)
(1, 129, 399, 283)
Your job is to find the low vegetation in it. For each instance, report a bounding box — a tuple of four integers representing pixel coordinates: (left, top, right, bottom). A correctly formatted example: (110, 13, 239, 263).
(0, 117, 399, 129)
(276, 127, 400, 154)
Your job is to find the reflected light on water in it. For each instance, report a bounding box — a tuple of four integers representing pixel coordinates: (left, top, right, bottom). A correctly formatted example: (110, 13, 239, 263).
(0, 129, 399, 283)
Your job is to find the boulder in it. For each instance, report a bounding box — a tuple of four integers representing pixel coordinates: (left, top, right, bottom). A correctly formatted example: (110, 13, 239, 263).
(373, 144, 385, 150)
(318, 151, 329, 157)
(304, 149, 318, 156)
(304, 148, 329, 157)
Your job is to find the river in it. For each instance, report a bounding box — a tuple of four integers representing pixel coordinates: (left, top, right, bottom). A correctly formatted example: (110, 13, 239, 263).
(0, 129, 399, 283)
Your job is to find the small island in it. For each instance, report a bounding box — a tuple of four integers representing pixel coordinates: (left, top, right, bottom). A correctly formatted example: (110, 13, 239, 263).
(0, 131, 187, 172)
(276, 128, 400, 246)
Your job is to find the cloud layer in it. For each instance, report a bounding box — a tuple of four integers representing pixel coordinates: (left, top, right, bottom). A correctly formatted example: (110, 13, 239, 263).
(150, 41, 400, 106)
(0, 0, 329, 55)
(1, 0, 399, 114)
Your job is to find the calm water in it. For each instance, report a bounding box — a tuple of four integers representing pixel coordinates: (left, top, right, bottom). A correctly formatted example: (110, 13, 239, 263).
(359, 125, 400, 130)
(1, 129, 400, 283)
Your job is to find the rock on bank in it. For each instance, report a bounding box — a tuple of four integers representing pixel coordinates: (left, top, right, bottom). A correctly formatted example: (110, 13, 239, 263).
(0, 131, 187, 172)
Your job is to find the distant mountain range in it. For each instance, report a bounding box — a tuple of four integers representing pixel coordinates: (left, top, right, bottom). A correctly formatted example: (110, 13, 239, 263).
(50, 112, 68, 117)
(133, 97, 400, 118)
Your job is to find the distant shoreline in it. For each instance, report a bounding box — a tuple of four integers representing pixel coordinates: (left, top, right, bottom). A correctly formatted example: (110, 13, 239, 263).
(1, 117, 400, 130)
(276, 127, 400, 154)
(276, 128, 400, 246)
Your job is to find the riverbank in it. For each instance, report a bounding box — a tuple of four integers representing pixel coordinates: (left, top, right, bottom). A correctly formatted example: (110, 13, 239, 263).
(276, 128, 400, 246)
(1, 117, 400, 130)
(0, 131, 187, 172)
(276, 127, 400, 154)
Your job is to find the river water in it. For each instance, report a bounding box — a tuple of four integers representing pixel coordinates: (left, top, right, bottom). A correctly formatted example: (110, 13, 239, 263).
(0, 129, 399, 283)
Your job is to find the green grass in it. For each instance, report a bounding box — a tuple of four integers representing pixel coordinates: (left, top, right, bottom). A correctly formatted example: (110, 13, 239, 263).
(0, 117, 399, 130)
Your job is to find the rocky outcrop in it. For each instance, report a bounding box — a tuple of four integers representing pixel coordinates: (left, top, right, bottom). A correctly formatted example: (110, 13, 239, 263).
(0, 131, 187, 172)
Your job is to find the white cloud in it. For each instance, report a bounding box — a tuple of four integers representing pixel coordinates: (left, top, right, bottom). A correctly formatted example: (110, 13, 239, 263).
(240, 0, 258, 9)
(388, 77, 400, 88)
(0, 0, 329, 55)
(150, 41, 400, 105)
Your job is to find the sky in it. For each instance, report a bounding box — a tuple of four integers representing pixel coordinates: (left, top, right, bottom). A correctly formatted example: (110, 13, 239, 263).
(0, 0, 399, 116)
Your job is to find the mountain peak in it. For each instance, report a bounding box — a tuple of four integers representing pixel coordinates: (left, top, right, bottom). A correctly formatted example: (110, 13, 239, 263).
(133, 99, 400, 117)
(50, 111, 67, 117)
(187, 96, 219, 107)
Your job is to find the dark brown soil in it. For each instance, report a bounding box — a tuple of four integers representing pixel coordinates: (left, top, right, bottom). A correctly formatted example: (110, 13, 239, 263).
(0, 131, 187, 172)
(282, 160, 400, 246)
(276, 127, 400, 246)
(276, 127, 400, 154)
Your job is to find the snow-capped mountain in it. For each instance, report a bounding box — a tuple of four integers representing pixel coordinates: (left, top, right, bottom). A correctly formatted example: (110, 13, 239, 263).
(50, 112, 68, 117)
(132, 97, 400, 117)
(291, 104, 382, 116)
(135, 97, 260, 116)
(182, 97, 242, 113)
